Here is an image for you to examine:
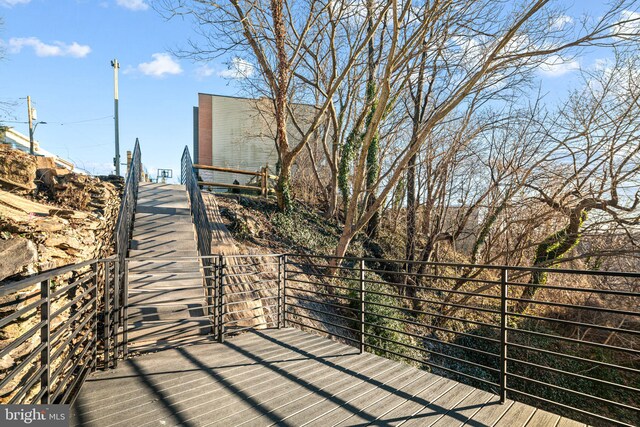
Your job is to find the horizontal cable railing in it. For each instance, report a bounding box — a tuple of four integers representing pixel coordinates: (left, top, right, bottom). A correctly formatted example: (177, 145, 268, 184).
(281, 254, 639, 427)
(4, 245, 637, 425)
(0, 258, 119, 404)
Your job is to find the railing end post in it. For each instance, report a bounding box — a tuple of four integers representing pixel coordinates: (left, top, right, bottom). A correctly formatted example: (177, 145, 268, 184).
(499, 267, 508, 404)
(40, 278, 51, 404)
(359, 259, 365, 355)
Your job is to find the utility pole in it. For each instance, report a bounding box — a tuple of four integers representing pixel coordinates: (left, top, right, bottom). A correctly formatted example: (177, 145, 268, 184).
(27, 96, 34, 155)
(111, 59, 121, 176)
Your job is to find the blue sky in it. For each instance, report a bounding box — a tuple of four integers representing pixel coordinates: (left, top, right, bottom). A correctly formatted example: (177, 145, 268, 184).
(0, 0, 621, 181)
(0, 0, 242, 179)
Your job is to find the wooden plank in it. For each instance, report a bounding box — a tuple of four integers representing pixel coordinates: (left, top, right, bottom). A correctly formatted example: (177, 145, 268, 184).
(198, 181, 262, 192)
(74, 333, 334, 426)
(400, 383, 477, 427)
(71, 329, 559, 427)
(135, 341, 365, 427)
(556, 417, 586, 427)
(525, 409, 561, 426)
(429, 388, 495, 427)
(212, 354, 395, 427)
(328, 372, 441, 427)
(290, 365, 431, 426)
(271, 361, 417, 426)
(74, 330, 323, 413)
(194, 163, 262, 176)
(464, 397, 514, 426)
(369, 376, 459, 426)
(494, 401, 537, 426)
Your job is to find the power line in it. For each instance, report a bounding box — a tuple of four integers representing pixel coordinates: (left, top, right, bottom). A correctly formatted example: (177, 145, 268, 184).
(1, 115, 113, 126)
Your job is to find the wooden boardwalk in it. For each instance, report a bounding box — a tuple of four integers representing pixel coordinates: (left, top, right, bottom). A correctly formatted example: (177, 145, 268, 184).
(71, 328, 585, 427)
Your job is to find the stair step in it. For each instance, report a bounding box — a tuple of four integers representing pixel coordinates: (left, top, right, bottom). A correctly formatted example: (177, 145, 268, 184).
(130, 231, 197, 243)
(127, 319, 212, 344)
(128, 260, 201, 271)
(132, 224, 195, 237)
(130, 240, 198, 251)
(128, 336, 213, 353)
(134, 213, 193, 222)
(128, 272, 203, 281)
(128, 304, 206, 321)
(128, 290, 206, 305)
(128, 249, 202, 258)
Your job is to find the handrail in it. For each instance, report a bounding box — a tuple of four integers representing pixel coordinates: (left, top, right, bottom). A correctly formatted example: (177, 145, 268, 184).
(114, 138, 141, 276)
(181, 146, 212, 259)
(200, 252, 639, 426)
(290, 254, 640, 426)
(1, 258, 119, 404)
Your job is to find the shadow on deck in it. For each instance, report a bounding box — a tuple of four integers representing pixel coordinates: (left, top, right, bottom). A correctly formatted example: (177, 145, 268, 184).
(71, 328, 581, 427)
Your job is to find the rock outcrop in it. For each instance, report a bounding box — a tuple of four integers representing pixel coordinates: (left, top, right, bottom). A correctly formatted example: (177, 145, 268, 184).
(0, 145, 122, 403)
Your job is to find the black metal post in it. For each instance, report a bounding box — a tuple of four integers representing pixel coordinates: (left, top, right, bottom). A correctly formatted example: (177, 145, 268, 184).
(103, 261, 110, 369)
(123, 259, 129, 358)
(113, 260, 120, 367)
(277, 255, 283, 329)
(282, 254, 288, 328)
(500, 267, 508, 403)
(218, 255, 225, 343)
(360, 259, 365, 354)
(92, 262, 99, 371)
(206, 257, 214, 336)
(40, 278, 50, 404)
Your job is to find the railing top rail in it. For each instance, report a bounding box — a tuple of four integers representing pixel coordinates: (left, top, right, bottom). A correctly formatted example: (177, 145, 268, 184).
(125, 253, 284, 262)
(292, 253, 640, 278)
(0, 256, 117, 297)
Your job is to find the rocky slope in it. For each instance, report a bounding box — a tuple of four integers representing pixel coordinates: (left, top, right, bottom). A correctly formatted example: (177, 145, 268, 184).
(0, 145, 121, 403)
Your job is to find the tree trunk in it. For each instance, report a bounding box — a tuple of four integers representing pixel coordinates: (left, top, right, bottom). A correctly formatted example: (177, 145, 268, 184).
(276, 154, 293, 212)
(325, 171, 338, 219)
(515, 209, 588, 313)
(270, 0, 291, 212)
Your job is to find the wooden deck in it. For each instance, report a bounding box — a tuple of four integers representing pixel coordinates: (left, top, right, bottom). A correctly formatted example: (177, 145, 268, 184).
(71, 328, 585, 427)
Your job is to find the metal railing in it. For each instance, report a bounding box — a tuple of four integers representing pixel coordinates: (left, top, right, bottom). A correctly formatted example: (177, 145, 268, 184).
(164, 251, 637, 426)
(280, 254, 640, 427)
(181, 146, 213, 259)
(0, 258, 119, 404)
(114, 138, 141, 297)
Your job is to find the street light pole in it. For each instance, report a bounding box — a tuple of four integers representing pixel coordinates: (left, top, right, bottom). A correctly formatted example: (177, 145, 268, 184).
(111, 59, 121, 176)
(27, 95, 34, 155)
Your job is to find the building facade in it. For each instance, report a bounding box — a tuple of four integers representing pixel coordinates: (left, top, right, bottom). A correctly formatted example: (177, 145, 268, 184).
(194, 94, 280, 186)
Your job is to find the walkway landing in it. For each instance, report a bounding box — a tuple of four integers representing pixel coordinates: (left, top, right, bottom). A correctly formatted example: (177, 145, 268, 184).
(126, 182, 211, 351)
(71, 328, 584, 427)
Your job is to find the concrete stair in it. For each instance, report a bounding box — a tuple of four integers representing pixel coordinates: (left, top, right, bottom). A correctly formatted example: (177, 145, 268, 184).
(126, 183, 211, 351)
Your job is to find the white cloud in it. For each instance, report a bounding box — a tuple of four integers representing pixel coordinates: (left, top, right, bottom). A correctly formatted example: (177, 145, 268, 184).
(551, 15, 574, 31)
(0, 0, 30, 7)
(612, 10, 640, 38)
(195, 64, 215, 79)
(219, 57, 254, 79)
(137, 53, 183, 77)
(116, 0, 148, 11)
(7, 37, 91, 58)
(539, 55, 580, 77)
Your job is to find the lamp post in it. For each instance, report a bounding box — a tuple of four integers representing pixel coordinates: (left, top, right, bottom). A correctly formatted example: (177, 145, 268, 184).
(27, 96, 34, 155)
(111, 59, 120, 176)
(26, 96, 47, 155)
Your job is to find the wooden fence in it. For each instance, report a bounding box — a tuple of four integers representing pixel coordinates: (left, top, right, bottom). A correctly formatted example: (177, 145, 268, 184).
(193, 163, 277, 197)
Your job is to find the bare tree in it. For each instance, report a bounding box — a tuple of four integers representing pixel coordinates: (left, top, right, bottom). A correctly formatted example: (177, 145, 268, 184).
(159, 0, 392, 212)
(331, 0, 640, 264)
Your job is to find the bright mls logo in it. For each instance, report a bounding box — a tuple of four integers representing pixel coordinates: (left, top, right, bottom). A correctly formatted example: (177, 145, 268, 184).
(2, 405, 69, 426)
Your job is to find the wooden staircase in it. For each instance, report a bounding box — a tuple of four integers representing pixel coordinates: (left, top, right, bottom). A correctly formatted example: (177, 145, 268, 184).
(126, 182, 211, 351)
